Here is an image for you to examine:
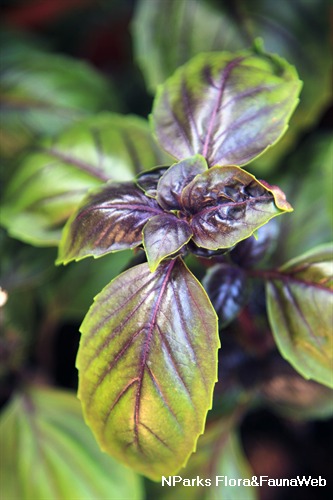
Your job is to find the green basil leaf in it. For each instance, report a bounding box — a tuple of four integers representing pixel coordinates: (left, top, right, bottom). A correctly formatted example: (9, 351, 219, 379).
(1, 113, 168, 246)
(77, 258, 219, 480)
(181, 165, 292, 250)
(158, 421, 257, 500)
(276, 134, 333, 263)
(58, 181, 162, 265)
(266, 243, 333, 388)
(0, 387, 143, 500)
(0, 36, 117, 157)
(151, 51, 301, 167)
(143, 215, 192, 271)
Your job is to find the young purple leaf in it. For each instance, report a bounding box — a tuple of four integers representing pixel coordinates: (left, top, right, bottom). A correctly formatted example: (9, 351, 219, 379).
(203, 263, 249, 327)
(57, 181, 162, 264)
(135, 166, 169, 198)
(181, 166, 292, 250)
(76, 258, 219, 480)
(151, 51, 302, 166)
(156, 155, 208, 210)
(143, 214, 192, 271)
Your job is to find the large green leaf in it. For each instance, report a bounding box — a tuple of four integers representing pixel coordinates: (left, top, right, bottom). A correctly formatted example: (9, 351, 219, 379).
(134, 0, 330, 170)
(77, 258, 219, 480)
(0, 33, 117, 157)
(0, 387, 143, 500)
(275, 134, 333, 263)
(266, 243, 333, 388)
(1, 113, 169, 245)
(151, 51, 301, 167)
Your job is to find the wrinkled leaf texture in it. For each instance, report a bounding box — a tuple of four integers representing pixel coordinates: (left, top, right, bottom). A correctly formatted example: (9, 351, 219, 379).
(1, 113, 168, 245)
(0, 387, 143, 500)
(180, 164, 292, 250)
(266, 243, 333, 388)
(77, 258, 219, 480)
(151, 51, 301, 167)
(59, 157, 292, 267)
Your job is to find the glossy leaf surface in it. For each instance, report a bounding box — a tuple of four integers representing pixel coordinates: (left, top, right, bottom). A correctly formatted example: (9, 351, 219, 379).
(143, 215, 192, 271)
(77, 259, 219, 480)
(203, 263, 248, 327)
(1, 113, 168, 245)
(0, 387, 143, 500)
(266, 244, 333, 388)
(181, 166, 292, 249)
(152, 51, 301, 166)
(58, 181, 162, 264)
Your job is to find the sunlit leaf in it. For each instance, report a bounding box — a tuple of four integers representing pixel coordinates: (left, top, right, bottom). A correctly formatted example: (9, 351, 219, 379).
(0, 387, 143, 500)
(266, 243, 333, 388)
(181, 165, 292, 249)
(1, 113, 168, 245)
(134, 0, 330, 170)
(203, 263, 249, 327)
(151, 51, 301, 166)
(57, 181, 162, 264)
(143, 215, 192, 271)
(77, 258, 219, 480)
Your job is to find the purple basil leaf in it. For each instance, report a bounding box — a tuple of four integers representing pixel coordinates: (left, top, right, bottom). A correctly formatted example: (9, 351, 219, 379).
(230, 219, 279, 269)
(152, 51, 302, 166)
(203, 263, 249, 327)
(57, 181, 162, 264)
(143, 214, 192, 271)
(77, 258, 219, 479)
(181, 165, 292, 250)
(156, 155, 208, 210)
(135, 166, 169, 198)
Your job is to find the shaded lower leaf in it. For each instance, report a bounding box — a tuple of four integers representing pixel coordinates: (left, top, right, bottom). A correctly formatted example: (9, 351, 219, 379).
(77, 258, 219, 480)
(143, 214, 192, 271)
(266, 243, 333, 388)
(203, 263, 249, 327)
(158, 420, 257, 500)
(0, 387, 143, 500)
